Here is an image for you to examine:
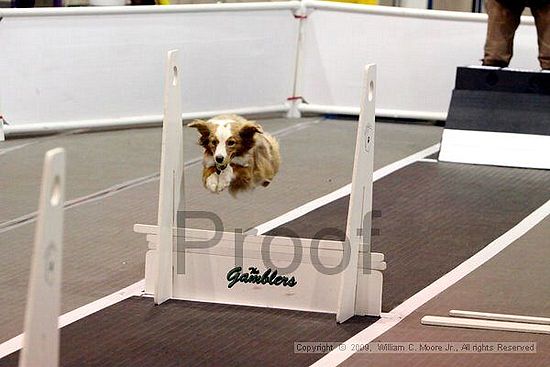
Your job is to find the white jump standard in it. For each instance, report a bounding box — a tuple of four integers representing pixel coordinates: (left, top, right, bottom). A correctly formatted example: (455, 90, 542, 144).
(134, 50, 385, 323)
(19, 148, 66, 367)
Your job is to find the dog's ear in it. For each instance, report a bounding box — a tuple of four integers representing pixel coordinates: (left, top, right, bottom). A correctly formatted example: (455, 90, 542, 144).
(239, 122, 263, 139)
(188, 119, 211, 137)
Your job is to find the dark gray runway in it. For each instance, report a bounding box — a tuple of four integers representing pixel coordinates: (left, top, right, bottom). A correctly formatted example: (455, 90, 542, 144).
(267, 161, 550, 311)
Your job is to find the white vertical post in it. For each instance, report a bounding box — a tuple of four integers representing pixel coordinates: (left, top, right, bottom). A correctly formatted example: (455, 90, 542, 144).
(155, 50, 184, 305)
(400, 0, 428, 9)
(336, 64, 376, 323)
(0, 121, 4, 141)
(0, 105, 5, 141)
(287, 0, 307, 119)
(19, 148, 65, 367)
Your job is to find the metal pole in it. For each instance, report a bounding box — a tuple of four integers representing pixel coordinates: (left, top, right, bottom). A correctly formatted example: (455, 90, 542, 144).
(472, 0, 482, 13)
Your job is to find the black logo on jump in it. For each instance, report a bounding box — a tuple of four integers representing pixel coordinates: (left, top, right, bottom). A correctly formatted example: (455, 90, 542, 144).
(226, 266, 297, 289)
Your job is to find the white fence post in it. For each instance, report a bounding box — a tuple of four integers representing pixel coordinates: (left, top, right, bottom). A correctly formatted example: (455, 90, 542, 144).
(287, 0, 308, 119)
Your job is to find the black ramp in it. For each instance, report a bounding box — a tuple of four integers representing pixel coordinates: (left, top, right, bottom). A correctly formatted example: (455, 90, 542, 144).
(454, 67, 550, 94)
(267, 162, 550, 311)
(446, 90, 550, 135)
(444, 67, 550, 135)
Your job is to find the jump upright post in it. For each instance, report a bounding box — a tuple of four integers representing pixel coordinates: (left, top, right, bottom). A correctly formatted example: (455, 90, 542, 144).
(154, 50, 185, 305)
(19, 148, 65, 367)
(134, 52, 385, 322)
(337, 64, 377, 322)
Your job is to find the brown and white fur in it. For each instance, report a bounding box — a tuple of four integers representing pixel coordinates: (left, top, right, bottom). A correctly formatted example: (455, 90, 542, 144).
(188, 114, 280, 196)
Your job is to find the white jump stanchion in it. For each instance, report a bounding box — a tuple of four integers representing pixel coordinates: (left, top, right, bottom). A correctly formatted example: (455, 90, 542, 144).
(135, 53, 384, 321)
(19, 148, 65, 367)
(337, 64, 377, 322)
(155, 50, 184, 305)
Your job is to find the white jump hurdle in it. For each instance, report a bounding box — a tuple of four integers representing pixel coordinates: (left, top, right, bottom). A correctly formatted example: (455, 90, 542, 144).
(134, 50, 385, 322)
(20, 148, 65, 367)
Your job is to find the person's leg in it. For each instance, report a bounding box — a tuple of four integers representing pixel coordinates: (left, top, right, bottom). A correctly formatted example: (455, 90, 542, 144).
(483, 0, 525, 67)
(530, 1, 550, 70)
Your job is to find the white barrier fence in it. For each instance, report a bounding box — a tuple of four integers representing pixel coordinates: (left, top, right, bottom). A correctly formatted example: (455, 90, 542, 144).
(0, 1, 539, 135)
(0, 3, 300, 133)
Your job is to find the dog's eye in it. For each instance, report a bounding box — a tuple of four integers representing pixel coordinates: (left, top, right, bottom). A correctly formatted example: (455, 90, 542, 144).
(210, 139, 218, 146)
(227, 140, 236, 147)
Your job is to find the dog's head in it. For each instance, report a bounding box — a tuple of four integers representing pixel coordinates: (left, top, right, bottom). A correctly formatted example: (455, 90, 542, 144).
(188, 117, 263, 170)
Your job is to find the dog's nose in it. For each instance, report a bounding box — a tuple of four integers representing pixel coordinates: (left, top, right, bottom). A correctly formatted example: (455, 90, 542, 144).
(215, 155, 224, 164)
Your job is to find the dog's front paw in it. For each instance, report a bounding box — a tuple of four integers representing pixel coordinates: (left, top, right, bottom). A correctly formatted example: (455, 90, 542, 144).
(206, 173, 219, 193)
(205, 167, 234, 193)
(217, 166, 234, 192)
